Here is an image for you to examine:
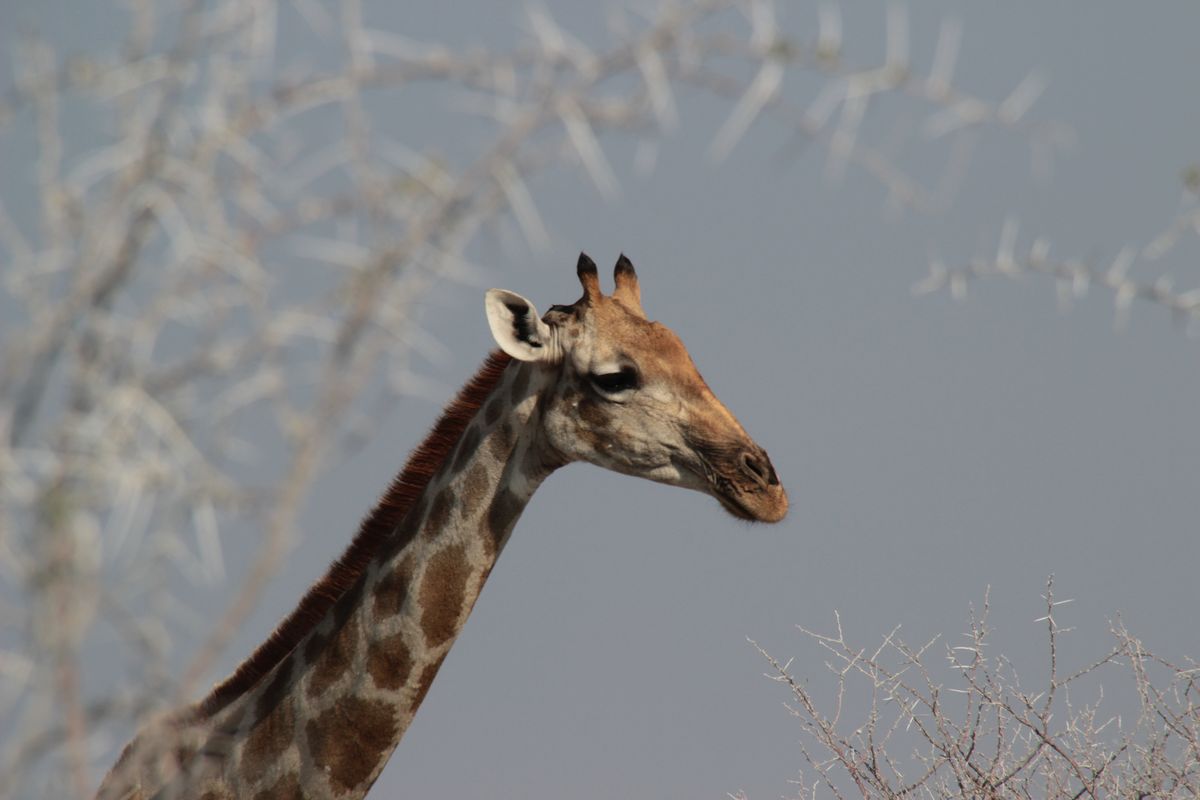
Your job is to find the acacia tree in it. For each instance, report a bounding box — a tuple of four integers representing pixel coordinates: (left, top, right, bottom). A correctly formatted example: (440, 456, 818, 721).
(744, 579, 1200, 798)
(0, 1, 1076, 796)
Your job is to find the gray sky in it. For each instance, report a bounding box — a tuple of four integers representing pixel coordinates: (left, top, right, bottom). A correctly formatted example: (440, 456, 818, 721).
(5, 1, 1200, 797)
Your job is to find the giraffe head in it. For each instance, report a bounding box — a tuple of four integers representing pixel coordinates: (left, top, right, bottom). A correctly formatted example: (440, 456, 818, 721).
(485, 253, 787, 523)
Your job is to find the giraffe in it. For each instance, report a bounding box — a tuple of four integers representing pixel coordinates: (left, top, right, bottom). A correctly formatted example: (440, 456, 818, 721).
(96, 253, 787, 799)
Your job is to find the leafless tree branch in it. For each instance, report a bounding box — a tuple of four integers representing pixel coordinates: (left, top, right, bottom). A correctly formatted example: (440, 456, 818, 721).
(742, 579, 1200, 798)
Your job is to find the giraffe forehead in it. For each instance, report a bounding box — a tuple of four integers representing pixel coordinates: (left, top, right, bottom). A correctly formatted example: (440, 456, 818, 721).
(560, 300, 696, 372)
(622, 326, 708, 393)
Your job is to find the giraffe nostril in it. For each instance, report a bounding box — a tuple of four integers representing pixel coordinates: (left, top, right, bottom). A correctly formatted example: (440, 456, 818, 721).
(740, 451, 777, 487)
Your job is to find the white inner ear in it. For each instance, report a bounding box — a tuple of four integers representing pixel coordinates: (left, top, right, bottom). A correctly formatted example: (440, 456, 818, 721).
(485, 289, 555, 362)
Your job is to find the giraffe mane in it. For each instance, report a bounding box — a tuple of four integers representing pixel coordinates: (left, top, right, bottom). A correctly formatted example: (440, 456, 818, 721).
(195, 351, 513, 718)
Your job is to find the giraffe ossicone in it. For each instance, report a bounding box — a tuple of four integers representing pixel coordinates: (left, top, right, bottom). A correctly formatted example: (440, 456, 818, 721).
(97, 253, 786, 799)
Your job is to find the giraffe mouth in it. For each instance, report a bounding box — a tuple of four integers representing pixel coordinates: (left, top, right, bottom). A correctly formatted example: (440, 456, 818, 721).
(675, 461, 784, 523)
(714, 491, 760, 522)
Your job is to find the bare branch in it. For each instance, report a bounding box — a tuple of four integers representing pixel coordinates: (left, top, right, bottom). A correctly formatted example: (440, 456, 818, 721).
(752, 584, 1200, 798)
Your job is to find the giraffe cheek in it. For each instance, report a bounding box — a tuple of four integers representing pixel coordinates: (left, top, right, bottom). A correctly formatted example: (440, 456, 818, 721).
(540, 411, 585, 460)
(576, 424, 608, 458)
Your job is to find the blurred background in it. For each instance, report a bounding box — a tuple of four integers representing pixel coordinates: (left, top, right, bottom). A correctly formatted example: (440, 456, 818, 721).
(1, 1, 1198, 797)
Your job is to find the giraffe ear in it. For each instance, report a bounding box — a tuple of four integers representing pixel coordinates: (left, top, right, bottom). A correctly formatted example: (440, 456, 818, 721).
(485, 289, 556, 362)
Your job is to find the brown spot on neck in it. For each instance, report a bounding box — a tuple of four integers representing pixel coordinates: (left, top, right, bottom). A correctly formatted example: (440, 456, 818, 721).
(462, 461, 491, 508)
(509, 364, 530, 403)
(305, 696, 396, 793)
(488, 423, 516, 462)
(254, 773, 302, 800)
(484, 396, 504, 425)
(412, 661, 443, 708)
(366, 632, 414, 691)
(418, 543, 471, 647)
(424, 488, 453, 540)
(306, 592, 362, 699)
(487, 489, 524, 550)
(240, 665, 296, 776)
(373, 554, 415, 619)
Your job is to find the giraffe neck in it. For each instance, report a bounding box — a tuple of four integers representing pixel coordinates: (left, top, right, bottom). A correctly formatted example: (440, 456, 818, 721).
(98, 356, 563, 799)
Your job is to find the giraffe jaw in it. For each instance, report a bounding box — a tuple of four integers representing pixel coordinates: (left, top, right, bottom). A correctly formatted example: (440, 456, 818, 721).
(715, 491, 762, 522)
(713, 487, 789, 523)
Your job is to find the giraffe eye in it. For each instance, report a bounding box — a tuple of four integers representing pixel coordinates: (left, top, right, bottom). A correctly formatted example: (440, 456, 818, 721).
(590, 367, 639, 395)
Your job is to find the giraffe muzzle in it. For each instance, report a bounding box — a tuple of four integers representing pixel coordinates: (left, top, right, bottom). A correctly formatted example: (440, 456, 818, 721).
(691, 441, 788, 523)
(727, 447, 787, 522)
